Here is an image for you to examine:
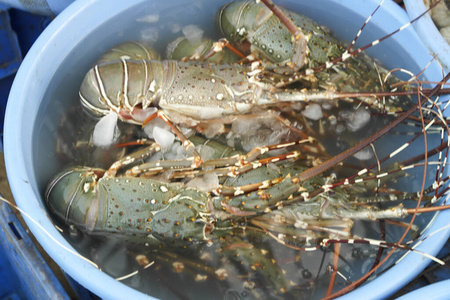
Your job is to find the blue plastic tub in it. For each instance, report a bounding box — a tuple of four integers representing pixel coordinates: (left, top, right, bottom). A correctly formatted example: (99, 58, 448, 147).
(4, 0, 450, 299)
(397, 279, 450, 300)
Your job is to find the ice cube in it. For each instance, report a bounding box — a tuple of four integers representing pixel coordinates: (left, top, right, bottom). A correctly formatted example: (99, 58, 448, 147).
(153, 126, 175, 151)
(186, 172, 219, 192)
(170, 23, 181, 33)
(196, 144, 216, 160)
(140, 26, 159, 44)
(143, 118, 170, 139)
(353, 147, 373, 160)
(301, 104, 323, 120)
(136, 14, 160, 23)
(92, 112, 120, 148)
(204, 122, 225, 138)
(182, 25, 204, 45)
(346, 108, 370, 132)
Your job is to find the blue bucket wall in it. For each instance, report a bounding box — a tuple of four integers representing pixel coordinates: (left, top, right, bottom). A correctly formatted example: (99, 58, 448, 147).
(0, 1, 449, 299)
(0, 6, 94, 299)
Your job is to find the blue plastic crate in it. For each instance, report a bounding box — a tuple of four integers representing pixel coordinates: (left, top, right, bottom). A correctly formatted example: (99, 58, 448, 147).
(0, 200, 69, 299)
(0, 7, 20, 143)
(0, 7, 51, 147)
(0, 7, 21, 79)
(0, 200, 97, 299)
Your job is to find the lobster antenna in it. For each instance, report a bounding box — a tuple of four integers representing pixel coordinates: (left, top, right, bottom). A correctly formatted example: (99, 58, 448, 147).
(315, 0, 444, 73)
(321, 237, 445, 265)
(295, 71, 450, 184)
(115, 261, 155, 281)
(346, 0, 385, 53)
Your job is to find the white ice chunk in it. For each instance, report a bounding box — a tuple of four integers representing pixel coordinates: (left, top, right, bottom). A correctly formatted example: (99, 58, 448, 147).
(335, 124, 345, 134)
(143, 118, 170, 139)
(231, 117, 255, 134)
(186, 172, 219, 192)
(231, 116, 287, 151)
(353, 148, 373, 161)
(180, 126, 195, 138)
(301, 104, 323, 120)
(136, 14, 160, 23)
(321, 102, 333, 110)
(196, 144, 216, 160)
(166, 37, 183, 58)
(164, 141, 187, 160)
(140, 26, 159, 44)
(92, 112, 120, 148)
(170, 23, 181, 33)
(204, 122, 225, 138)
(241, 129, 271, 151)
(226, 132, 236, 148)
(346, 109, 370, 132)
(153, 126, 175, 151)
(328, 115, 337, 126)
(148, 151, 163, 162)
(182, 25, 204, 45)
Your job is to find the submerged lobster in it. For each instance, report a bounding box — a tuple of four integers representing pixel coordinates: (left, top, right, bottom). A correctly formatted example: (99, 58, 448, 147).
(46, 0, 450, 299)
(46, 133, 434, 297)
(78, 0, 415, 157)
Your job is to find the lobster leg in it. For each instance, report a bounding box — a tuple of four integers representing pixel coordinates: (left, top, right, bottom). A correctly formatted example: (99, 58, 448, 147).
(105, 142, 160, 177)
(113, 134, 323, 178)
(129, 150, 302, 179)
